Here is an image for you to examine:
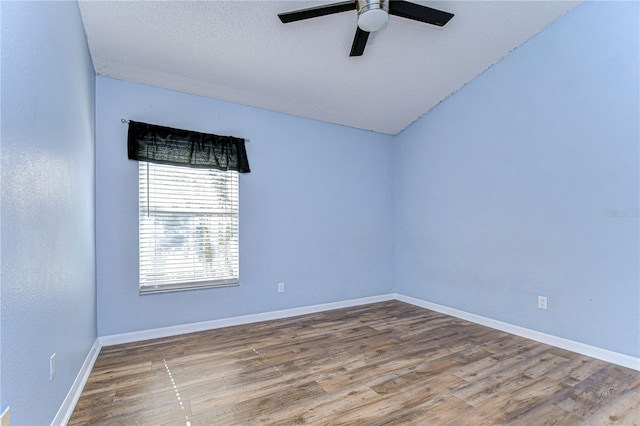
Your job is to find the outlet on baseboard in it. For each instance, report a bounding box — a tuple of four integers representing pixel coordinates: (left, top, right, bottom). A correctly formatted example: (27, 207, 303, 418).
(50, 353, 56, 381)
(538, 296, 548, 310)
(278, 282, 285, 293)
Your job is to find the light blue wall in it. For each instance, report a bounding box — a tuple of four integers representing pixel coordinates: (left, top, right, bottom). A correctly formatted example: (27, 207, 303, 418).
(394, 1, 639, 357)
(1, 1, 97, 425)
(95, 76, 395, 336)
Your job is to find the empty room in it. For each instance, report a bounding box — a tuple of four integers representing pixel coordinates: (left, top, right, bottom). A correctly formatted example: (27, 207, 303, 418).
(1, 0, 638, 425)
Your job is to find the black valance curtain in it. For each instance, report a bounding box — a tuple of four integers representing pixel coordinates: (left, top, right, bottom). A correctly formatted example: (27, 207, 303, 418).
(127, 120, 250, 173)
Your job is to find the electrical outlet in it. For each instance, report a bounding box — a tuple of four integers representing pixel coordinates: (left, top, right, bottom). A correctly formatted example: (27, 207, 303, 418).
(278, 282, 285, 293)
(1, 406, 10, 426)
(50, 353, 56, 381)
(538, 296, 548, 310)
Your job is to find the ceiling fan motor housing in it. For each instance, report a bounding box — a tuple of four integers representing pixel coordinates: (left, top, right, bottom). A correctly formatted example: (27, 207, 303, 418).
(357, 0, 389, 32)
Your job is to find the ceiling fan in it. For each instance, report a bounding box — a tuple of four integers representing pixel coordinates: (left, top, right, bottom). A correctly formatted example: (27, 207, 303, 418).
(278, 0, 454, 57)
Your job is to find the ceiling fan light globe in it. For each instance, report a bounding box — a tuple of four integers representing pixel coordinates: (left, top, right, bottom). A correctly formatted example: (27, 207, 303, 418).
(357, 8, 389, 32)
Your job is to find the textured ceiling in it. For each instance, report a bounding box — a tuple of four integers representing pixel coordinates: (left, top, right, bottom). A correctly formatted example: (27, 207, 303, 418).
(79, 1, 580, 135)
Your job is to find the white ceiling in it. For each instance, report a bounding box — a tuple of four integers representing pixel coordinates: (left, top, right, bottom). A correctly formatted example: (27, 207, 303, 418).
(79, 1, 580, 135)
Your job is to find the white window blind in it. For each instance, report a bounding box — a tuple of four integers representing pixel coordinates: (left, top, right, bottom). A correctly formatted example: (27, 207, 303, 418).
(138, 162, 239, 294)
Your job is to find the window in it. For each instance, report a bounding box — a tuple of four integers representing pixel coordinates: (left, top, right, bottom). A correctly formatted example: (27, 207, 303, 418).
(138, 161, 239, 294)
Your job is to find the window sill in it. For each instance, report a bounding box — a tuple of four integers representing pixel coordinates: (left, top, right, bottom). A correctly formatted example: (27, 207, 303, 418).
(139, 279, 239, 295)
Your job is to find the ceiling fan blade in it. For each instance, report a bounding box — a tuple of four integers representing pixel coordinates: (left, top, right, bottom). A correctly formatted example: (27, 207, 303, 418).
(278, 1, 356, 23)
(349, 27, 370, 57)
(388, 1, 454, 26)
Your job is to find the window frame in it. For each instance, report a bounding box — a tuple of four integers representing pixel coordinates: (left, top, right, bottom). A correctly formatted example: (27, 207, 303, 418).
(137, 161, 240, 295)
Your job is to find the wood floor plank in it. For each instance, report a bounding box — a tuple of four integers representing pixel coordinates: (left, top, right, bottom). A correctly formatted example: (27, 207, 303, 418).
(327, 370, 467, 426)
(188, 380, 326, 424)
(69, 301, 640, 425)
(582, 387, 640, 425)
(552, 364, 640, 419)
(257, 384, 381, 425)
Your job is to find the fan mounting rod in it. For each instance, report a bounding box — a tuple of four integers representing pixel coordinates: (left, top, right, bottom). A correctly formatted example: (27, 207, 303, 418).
(357, 0, 389, 32)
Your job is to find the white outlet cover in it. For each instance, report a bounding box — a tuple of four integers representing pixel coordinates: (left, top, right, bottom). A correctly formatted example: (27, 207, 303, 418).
(50, 353, 56, 381)
(538, 296, 548, 310)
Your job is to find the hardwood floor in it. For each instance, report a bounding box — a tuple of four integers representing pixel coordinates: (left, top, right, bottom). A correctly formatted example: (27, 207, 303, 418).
(69, 301, 640, 425)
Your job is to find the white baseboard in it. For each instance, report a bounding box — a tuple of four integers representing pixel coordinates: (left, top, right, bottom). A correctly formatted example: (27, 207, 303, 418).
(99, 294, 396, 347)
(99, 292, 639, 370)
(394, 293, 640, 371)
(51, 339, 101, 426)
